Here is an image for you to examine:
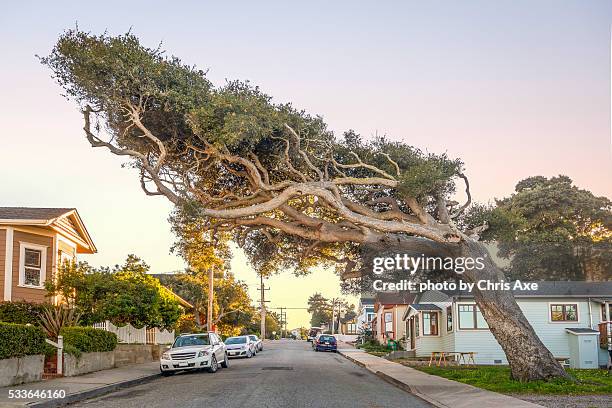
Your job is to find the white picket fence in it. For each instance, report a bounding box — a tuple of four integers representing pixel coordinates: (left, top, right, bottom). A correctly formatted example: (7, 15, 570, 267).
(93, 321, 175, 345)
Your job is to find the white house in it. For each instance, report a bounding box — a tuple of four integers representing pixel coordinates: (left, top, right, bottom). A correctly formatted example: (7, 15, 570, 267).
(402, 281, 612, 367)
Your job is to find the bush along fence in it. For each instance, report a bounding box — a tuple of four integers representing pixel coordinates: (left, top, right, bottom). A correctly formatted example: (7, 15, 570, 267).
(93, 321, 175, 345)
(58, 327, 119, 377)
(0, 323, 47, 386)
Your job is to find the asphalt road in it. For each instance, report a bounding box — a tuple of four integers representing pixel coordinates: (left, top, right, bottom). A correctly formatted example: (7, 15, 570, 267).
(71, 340, 431, 408)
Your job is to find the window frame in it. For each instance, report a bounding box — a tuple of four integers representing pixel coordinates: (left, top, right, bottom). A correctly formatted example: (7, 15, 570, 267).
(422, 311, 439, 336)
(18, 242, 47, 289)
(549, 303, 579, 323)
(446, 305, 453, 333)
(601, 304, 612, 322)
(457, 303, 489, 330)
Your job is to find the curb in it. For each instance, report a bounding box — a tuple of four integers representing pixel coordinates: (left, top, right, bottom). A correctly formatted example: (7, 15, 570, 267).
(26, 373, 161, 408)
(338, 350, 442, 408)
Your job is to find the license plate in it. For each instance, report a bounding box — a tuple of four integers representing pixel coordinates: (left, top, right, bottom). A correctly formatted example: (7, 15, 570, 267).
(324, 342, 330, 345)
(178, 362, 188, 367)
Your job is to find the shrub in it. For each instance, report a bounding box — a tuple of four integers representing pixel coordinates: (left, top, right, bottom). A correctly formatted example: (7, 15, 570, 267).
(0, 301, 46, 325)
(60, 327, 117, 353)
(0, 322, 47, 359)
(39, 306, 82, 339)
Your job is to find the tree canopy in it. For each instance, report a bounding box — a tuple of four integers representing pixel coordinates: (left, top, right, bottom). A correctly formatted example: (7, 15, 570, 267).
(464, 176, 611, 281)
(41, 30, 473, 283)
(47, 255, 182, 329)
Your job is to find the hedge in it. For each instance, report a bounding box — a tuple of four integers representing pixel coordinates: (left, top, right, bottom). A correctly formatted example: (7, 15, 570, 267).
(0, 322, 47, 360)
(60, 327, 118, 353)
(0, 301, 46, 325)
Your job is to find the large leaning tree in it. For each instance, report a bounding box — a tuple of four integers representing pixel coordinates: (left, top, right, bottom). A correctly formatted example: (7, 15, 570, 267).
(42, 30, 569, 381)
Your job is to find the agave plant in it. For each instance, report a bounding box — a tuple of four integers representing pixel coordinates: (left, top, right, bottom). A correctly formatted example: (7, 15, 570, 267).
(39, 305, 82, 339)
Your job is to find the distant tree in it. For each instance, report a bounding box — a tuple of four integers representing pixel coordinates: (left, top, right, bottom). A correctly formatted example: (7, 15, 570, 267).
(247, 311, 282, 339)
(307, 293, 332, 328)
(464, 176, 611, 281)
(159, 272, 254, 336)
(46, 255, 182, 329)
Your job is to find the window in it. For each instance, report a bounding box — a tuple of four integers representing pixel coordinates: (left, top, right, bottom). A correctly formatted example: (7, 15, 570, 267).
(446, 306, 453, 332)
(422, 312, 439, 335)
(384, 312, 393, 333)
(346, 323, 357, 334)
(550, 304, 578, 322)
(366, 312, 375, 322)
(458, 304, 489, 329)
(19, 243, 47, 288)
(601, 304, 612, 321)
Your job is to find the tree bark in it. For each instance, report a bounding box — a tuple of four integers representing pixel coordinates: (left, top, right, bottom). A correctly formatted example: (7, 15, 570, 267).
(459, 240, 570, 381)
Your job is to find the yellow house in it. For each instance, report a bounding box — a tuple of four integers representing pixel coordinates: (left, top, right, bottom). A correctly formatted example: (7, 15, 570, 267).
(0, 207, 96, 303)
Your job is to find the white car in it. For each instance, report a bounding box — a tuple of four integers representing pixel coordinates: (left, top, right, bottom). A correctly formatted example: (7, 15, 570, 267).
(160, 332, 228, 375)
(225, 335, 257, 358)
(248, 334, 263, 352)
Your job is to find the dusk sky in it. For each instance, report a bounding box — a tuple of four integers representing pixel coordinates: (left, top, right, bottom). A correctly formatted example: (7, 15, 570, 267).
(1, 1, 611, 328)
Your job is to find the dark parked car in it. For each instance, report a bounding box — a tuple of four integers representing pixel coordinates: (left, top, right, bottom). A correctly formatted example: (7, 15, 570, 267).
(313, 334, 337, 352)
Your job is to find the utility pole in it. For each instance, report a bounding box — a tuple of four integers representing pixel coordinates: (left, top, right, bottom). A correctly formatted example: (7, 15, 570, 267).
(257, 275, 270, 339)
(331, 298, 336, 335)
(279, 307, 285, 338)
(207, 267, 214, 332)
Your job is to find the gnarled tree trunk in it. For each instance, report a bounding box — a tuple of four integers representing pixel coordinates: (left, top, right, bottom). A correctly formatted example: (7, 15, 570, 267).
(460, 240, 570, 381)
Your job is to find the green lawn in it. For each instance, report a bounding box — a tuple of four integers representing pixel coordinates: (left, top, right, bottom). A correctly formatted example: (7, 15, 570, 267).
(414, 366, 612, 395)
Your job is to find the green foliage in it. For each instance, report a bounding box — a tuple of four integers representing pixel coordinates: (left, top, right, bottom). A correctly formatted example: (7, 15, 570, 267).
(0, 301, 46, 325)
(38, 305, 82, 339)
(0, 323, 47, 359)
(63, 343, 82, 359)
(416, 366, 612, 395)
(60, 327, 118, 353)
(159, 271, 254, 337)
(246, 311, 282, 339)
(45, 255, 182, 330)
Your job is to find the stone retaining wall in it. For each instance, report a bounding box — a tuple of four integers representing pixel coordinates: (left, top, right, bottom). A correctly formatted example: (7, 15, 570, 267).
(0, 355, 44, 386)
(64, 351, 115, 377)
(114, 344, 166, 367)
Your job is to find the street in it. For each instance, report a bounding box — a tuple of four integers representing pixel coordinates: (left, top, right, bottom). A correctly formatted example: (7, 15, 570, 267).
(71, 340, 431, 408)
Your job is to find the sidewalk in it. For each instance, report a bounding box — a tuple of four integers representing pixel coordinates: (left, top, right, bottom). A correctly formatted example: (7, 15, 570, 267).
(337, 347, 544, 408)
(0, 362, 160, 408)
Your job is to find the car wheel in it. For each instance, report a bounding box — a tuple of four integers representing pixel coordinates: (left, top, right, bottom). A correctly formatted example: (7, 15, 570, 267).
(207, 355, 218, 373)
(161, 370, 174, 377)
(247, 350, 252, 358)
(220, 353, 229, 368)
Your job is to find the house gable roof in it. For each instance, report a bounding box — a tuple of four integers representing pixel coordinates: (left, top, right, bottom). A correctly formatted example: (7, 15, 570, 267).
(0, 207, 97, 254)
(410, 304, 442, 311)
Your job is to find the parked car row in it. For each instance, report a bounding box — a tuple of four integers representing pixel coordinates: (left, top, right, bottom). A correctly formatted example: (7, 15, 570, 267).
(159, 332, 263, 376)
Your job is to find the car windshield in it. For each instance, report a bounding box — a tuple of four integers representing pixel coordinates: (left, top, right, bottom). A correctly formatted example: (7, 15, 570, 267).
(248, 335, 257, 341)
(225, 337, 247, 344)
(319, 335, 335, 342)
(173, 335, 210, 348)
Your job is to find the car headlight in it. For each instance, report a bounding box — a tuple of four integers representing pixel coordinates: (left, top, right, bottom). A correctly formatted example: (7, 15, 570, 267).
(198, 350, 209, 357)
(162, 352, 171, 360)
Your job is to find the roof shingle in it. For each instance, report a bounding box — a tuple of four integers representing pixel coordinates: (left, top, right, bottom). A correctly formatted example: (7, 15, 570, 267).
(0, 207, 74, 221)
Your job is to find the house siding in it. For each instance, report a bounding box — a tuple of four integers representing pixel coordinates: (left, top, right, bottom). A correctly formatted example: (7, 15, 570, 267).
(11, 231, 53, 303)
(452, 298, 593, 364)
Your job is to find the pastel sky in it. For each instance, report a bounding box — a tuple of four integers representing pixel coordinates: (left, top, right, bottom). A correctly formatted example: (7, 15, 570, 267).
(1, 1, 611, 328)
